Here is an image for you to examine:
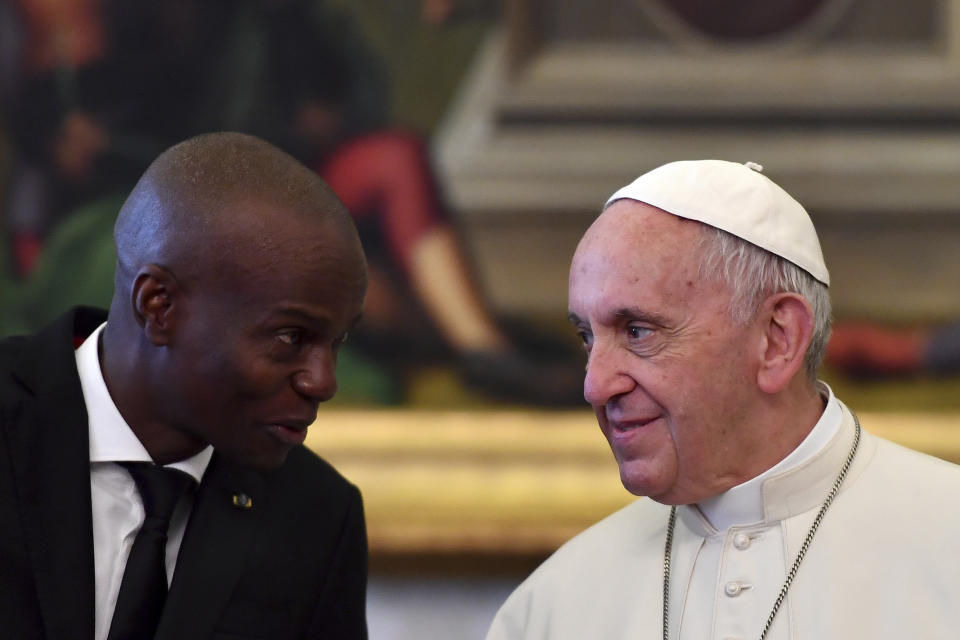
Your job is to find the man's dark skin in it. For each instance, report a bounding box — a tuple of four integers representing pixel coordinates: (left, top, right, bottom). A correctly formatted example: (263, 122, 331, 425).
(103, 132, 367, 470)
(0, 131, 371, 639)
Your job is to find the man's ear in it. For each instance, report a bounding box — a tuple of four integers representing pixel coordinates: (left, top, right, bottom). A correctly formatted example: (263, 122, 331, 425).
(756, 292, 814, 394)
(131, 264, 180, 346)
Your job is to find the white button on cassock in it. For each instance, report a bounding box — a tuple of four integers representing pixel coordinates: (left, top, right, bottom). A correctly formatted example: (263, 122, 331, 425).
(724, 581, 751, 597)
(733, 532, 751, 550)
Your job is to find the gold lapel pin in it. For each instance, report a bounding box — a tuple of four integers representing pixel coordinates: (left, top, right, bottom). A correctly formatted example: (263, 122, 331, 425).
(232, 493, 253, 509)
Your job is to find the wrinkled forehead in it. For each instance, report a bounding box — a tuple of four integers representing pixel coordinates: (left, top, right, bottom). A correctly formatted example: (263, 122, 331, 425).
(569, 201, 719, 317)
(574, 200, 706, 267)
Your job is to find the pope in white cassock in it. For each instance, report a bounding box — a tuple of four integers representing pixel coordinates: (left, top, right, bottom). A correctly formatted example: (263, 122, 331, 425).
(485, 160, 960, 640)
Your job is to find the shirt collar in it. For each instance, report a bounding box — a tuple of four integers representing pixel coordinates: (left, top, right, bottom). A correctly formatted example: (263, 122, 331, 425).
(694, 381, 842, 532)
(76, 323, 213, 484)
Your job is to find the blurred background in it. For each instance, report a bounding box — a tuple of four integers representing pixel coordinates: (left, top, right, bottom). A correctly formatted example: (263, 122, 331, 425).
(3, 0, 960, 637)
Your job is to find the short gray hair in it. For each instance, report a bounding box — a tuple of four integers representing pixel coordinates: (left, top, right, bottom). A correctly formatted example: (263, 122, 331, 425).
(697, 225, 832, 380)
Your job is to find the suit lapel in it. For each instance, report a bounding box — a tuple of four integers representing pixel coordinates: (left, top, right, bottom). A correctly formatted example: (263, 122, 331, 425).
(7, 309, 105, 640)
(156, 455, 265, 640)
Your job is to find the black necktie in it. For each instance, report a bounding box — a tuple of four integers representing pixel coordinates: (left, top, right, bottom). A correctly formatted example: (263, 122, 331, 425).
(107, 463, 194, 640)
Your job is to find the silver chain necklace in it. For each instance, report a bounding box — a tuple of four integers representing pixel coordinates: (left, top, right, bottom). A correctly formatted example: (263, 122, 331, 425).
(662, 416, 862, 640)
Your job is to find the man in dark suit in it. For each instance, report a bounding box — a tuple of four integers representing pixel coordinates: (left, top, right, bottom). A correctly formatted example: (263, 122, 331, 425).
(0, 132, 369, 639)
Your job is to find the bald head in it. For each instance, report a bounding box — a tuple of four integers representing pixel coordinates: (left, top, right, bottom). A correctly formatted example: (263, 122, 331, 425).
(113, 131, 359, 296)
(101, 132, 367, 468)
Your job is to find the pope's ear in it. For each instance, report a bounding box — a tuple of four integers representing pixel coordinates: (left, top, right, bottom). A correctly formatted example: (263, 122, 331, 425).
(131, 264, 180, 346)
(756, 292, 814, 394)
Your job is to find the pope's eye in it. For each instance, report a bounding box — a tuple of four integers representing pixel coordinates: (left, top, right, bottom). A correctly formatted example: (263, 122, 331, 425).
(575, 329, 592, 349)
(628, 326, 652, 340)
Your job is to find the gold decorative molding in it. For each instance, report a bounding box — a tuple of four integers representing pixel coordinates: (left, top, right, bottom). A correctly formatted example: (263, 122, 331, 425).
(306, 409, 960, 555)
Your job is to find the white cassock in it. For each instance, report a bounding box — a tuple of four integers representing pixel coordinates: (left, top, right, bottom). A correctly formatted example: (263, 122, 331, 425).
(486, 389, 960, 640)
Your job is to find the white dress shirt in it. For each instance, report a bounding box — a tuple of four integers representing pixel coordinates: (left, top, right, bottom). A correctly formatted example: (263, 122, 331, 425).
(75, 323, 213, 640)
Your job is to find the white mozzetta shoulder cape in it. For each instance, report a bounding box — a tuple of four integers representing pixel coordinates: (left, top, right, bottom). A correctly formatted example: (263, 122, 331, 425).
(487, 401, 960, 640)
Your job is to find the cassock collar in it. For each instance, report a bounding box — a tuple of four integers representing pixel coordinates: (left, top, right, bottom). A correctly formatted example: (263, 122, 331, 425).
(76, 322, 213, 483)
(681, 382, 845, 535)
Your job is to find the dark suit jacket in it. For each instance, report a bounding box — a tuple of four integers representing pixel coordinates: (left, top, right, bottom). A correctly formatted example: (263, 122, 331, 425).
(0, 308, 368, 640)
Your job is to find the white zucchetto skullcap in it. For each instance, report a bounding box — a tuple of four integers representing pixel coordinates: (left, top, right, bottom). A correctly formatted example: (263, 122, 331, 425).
(604, 160, 830, 286)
